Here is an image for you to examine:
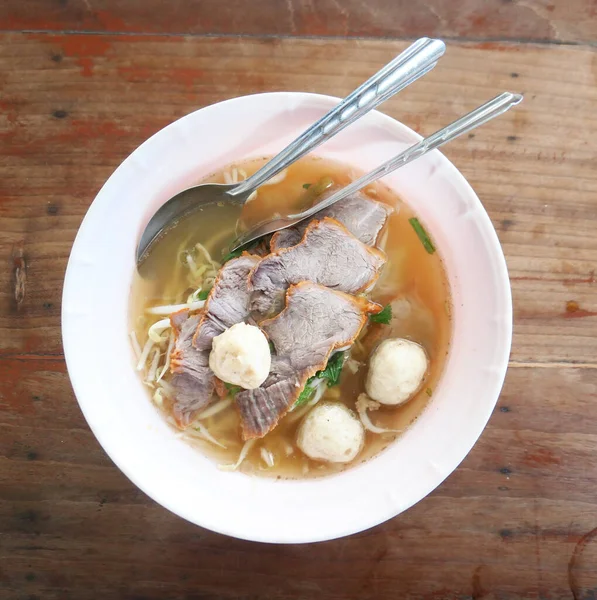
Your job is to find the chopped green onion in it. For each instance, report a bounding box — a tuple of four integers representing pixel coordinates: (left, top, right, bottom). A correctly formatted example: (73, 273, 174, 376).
(370, 304, 392, 325)
(409, 217, 436, 254)
(302, 183, 311, 189)
(197, 289, 210, 301)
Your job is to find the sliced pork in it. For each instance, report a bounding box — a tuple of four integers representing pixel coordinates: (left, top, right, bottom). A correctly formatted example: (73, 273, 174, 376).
(236, 282, 381, 439)
(250, 217, 386, 317)
(193, 254, 260, 350)
(270, 194, 391, 251)
(169, 309, 214, 427)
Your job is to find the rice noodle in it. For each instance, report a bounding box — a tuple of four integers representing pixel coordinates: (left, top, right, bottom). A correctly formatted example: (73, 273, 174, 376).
(195, 397, 232, 420)
(356, 394, 402, 435)
(188, 422, 227, 449)
(194, 242, 220, 270)
(260, 447, 275, 468)
(146, 300, 205, 316)
(148, 318, 171, 343)
(130, 331, 142, 360)
(185, 252, 198, 273)
(218, 439, 256, 471)
(136, 336, 154, 371)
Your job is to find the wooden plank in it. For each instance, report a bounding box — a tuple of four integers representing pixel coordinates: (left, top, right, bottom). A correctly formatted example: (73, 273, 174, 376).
(1, 31, 596, 600)
(0, 34, 595, 363)
(1, 0, 596, 44)
(0, 363, 596, 598)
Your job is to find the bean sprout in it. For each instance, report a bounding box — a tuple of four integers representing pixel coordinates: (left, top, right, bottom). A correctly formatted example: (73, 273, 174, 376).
(157, 330, 175, 382)
(146, 348, 161, 383)
(136, 336, 154, 371)
(146, 300, 205, 316)
(219, 439, 255, 471)
(148, 318, 171, 344)
(158, 379, 174, 396)
(260, 447, 275, 468)
(195, 397, 232, 420)
(153, 388, 165, 407)
(130, 331, 142, 360)
(261, 169, 287, 186)
(356, 394, 402, 434)
(188, 422, 227, 449)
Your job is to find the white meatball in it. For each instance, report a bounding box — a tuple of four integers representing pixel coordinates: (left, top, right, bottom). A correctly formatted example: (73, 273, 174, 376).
(297, 403, 364, 463)
(209, 322, 271, 389)
(366, 338, 428, 405)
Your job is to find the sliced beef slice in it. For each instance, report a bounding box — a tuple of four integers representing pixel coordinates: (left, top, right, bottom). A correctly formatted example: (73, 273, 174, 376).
(250, 217, 386, 317)
(270, 194, 391, 251)
(169, 309, 214, 427)
(192, 253, 260, 350)
(236, 281, 381, 439)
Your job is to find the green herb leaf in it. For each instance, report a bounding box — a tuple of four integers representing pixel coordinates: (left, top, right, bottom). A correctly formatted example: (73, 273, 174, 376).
(197, 289, 210, 301)
(293, 377, 316, 408)
(221, 239, 261, 264)
(302, 183, 312, 189)
(268, 341, 276, 354)
(221, 247, 244, 264)
(224, 382, 242, 397)
(409, 217, 436, 254)
(318, 351, 345, 387)
(425, 387, 433, 397)
(370, 304, 392, 325)
(292, 352, 346, 409)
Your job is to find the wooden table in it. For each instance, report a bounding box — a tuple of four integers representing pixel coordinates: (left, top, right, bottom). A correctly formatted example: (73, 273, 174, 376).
(1, 2, 596, 598)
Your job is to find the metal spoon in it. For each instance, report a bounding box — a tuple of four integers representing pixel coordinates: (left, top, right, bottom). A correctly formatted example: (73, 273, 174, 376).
(230, 92, 523, 250)
(136, 37, 446, 269)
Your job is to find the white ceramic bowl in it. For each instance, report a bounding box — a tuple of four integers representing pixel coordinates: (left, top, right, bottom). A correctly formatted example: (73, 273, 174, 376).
(62, 92, 512, 543)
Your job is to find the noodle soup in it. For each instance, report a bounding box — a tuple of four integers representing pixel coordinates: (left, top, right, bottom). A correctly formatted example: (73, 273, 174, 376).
(130, 156, 451, 478)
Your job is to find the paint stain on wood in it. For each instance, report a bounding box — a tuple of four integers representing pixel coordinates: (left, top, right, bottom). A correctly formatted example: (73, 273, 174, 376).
(523, 447, 561, 467)
(28, 33, 112, 78)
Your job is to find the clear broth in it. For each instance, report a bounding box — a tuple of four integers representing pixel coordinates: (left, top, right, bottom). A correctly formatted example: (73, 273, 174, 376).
(131, 156, 452, 478)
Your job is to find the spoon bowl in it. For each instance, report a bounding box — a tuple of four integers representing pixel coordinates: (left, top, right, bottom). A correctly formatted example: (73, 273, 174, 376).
(136, 183, 240, 271)
(135, 37, 446, 268)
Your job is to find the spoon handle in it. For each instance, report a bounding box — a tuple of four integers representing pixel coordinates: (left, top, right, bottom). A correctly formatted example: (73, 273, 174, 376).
(289, 92, 524, 220)
(227, 38, 445, 200)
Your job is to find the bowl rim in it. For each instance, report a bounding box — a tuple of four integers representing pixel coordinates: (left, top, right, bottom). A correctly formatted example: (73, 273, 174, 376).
(62, 91, 512, 543)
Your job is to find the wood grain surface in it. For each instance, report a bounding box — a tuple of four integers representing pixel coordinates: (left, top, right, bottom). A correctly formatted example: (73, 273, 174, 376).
(1, 0, 597, 44)
(1, 6, 597, 600)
